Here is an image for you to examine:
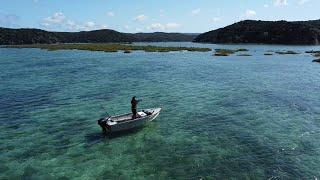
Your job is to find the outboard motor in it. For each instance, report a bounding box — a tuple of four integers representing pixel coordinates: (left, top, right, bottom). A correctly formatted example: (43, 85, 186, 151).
(97, 118, 107, 133)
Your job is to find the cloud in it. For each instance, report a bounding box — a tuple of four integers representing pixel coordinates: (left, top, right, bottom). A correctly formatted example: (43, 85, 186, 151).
(124, 25, 130, 29)
(191, 8, 201, 15)
(147, 22, 180, 31)
(298, 0, 309, 5)
(66, 20, 76, 27)
(264, 4, 269, 8)
(274, 0, 288, 6)
(42, 12, 65, 26)
(245, 10, 256, 17)
(101, 25, 108, 29)
(68, 21, 103, 31)
(66, 20, 99, 31)
(166, 22, 180, 29)
(84, 22, 95, 29)
(211, 17, 221, 23)
(239, 10, 256, 20)
(134, 14, 148, 22)
(41, 12, 104, 31)
(65, 20, 83, 31)
(107, 11, 114, 17)
(147, 23, 165, 31)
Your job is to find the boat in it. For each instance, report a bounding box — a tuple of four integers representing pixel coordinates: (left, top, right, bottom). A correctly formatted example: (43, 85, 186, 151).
(97, 108, 161, 133)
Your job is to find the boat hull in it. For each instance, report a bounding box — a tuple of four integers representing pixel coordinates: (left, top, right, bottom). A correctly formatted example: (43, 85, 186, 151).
(98, 108, 161, 133)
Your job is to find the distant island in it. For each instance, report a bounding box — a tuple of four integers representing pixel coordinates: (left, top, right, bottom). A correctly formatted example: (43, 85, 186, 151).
(194, 20, 320, 45)
(0, 27, 198, 45)
(2, 19, 320, 45)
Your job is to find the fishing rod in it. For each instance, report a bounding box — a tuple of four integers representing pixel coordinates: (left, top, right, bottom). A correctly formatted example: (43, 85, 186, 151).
(101, 105, 113, 118)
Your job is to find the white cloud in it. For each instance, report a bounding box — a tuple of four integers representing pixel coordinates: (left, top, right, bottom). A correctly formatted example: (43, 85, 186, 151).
(66, 21, 99, 31)
(166, 22, 180, 29)
(245, 10, 256, 18)
(66, 20, 76, 27)
(191, 8, 201, 15)
(239, 10, 257, 20)
(124, 25, 130, 29)
(65, 22, 78, 31)
(147, 23, 165, 31)
(274, 0, 288, 6)
(42, 12, 65, 25)
(134, 14, 148, 22)
(83, 21, 95, 30)
(101, 24, 108, 29)
(41, 12, 104, 31)
(107, 11, 115, 17)
(66, 20, 96, 31)
(147, 22, 180, 31)
(298, 0, 309, 5)
(211, 17, 221, 22)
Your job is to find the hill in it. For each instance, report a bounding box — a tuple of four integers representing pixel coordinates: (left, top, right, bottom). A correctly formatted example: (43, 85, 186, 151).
(0, 28, 197, 45)
(0, 28, 60, 44)
(56, 29, 135, 43)
(132, 32, 198, 42)
(193, 20, 320, 45)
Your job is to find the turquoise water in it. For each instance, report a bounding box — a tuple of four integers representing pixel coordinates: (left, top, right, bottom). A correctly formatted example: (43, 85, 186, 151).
(1, 43, 320, 179)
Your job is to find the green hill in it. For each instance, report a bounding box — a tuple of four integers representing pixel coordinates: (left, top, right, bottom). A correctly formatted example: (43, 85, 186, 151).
(0, 27, 197, 45)
(194, 20, 320, 45)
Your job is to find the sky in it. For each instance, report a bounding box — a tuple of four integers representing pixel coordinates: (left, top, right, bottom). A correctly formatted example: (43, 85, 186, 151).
(0, 0, 319, 33)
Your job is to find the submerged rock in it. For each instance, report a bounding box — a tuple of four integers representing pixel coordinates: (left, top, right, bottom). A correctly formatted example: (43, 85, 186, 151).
(305, 50, 320, 53)
(237, 48, 249, 52)
(214, 53, 230, 56)
(213, 48, 251, 57)
(275, 51, 299, 55)
(237, 54, 252, 56)
(312, 59, 320, 63)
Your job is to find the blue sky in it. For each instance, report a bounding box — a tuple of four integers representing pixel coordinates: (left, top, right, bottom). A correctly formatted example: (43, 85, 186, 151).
(0, 0, 319, 33)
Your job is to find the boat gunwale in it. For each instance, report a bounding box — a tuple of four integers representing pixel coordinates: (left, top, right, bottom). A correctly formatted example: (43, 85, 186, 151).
(113, 114, 151, 124)
(108, 108, 161, 125)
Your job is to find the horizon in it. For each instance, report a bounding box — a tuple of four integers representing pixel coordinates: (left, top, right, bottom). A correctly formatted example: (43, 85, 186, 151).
(1, 0, 319, 33)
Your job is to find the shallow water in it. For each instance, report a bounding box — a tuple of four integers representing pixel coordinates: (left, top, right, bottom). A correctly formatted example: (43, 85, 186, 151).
(1, 43, 320, 179)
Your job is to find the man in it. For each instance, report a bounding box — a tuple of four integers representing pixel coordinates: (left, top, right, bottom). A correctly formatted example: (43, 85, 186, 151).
(131, 96, 141, 119)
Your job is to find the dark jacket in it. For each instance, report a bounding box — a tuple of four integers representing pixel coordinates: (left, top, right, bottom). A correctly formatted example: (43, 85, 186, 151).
(131, 99, 139, 109)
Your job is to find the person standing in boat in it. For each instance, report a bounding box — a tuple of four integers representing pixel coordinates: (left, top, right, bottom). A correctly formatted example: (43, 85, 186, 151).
(131, 96, 141, 119)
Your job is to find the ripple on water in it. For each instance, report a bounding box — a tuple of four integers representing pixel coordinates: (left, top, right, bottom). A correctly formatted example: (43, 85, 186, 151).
(1, 45, 320, 179)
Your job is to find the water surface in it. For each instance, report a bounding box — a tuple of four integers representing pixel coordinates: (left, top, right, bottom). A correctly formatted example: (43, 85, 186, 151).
(1, 43, 320, 179)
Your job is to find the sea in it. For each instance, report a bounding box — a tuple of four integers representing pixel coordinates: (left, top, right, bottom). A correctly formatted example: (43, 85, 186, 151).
(1, 42, 320, 179)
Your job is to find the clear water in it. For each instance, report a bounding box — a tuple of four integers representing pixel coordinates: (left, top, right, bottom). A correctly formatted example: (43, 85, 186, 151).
(1, 43, 320, 179)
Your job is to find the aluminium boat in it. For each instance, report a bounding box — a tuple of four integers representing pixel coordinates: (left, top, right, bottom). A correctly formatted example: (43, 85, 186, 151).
(97, 108, 161, 133)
